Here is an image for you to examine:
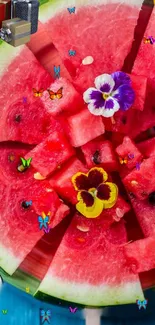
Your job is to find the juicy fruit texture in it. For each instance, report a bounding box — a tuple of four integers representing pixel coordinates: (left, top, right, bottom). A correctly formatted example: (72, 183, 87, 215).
(125, 237, 155, 273)
(129, 74, 147, 111)
(81, 138, 118, 171)
(65, 109, 105, 147)
(0, 179, 69, 275)
(49, 157, 88, 204)
(40, 0, 144, 92)
(0, 0, 155, 308)
(0, 44, 54, 144)
(116, 136, 143, 170)
(25, 131, 75, 177)
(137, 137, 155, 158)
(130, 197, 155, 237)
(41, 77, 83, 117)
(36, 213, 144, 306)
(123, 156, 155, 200)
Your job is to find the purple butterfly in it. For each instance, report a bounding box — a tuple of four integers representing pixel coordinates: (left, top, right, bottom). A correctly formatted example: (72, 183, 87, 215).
(69, 307, 78, 313)
(136, 162, 141, 171)
(128, 153, 134, 159)
(23, 97, 27, 103)
(43, 226, 50, 234)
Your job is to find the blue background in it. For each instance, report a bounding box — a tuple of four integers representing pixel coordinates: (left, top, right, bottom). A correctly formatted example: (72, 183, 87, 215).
(1, 282, 155, 325)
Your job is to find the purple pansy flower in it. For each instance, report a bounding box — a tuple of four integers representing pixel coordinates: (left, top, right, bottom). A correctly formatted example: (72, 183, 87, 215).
(83, 71, 135, 118)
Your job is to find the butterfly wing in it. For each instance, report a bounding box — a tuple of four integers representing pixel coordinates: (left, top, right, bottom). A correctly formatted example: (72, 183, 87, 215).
(72, 7, 75, 13)
(48, 89, 56, 100)
(40, 310, 45, 316)
(38, 216, 43, 229)
(27, 157, 32, 167)
(67, 8, 72, 13)
(43, 216, 49, 228)
(38, 89, 44, 97)
(20, 157, 26, 167)
(56, 87, 63, 99)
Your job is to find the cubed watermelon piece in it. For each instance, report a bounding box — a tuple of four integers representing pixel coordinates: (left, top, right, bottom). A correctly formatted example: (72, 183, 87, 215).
(137, 137, 155, 158)
(81, 138, 118, 172)
(129, 74, 147, 111)
(49, 157, 88, 204)
(125, 237, 155, 273)
(116, 136, 143, 170)
(130, 196, 155, 237)
(65, 109, 105, 147)
(123, 156, 155, 200)
(40, 77, 83, 117)
(97, 196, 131, 231)
(25, 131, 75, 177)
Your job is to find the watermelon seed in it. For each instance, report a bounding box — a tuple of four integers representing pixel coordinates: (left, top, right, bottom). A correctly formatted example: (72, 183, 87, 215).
(8, 153, 15, 162)
(15, 114, 21, 122)
(121, 116, 127, 124)
(21, 201, 30, 209)
(128, 192, 136, 199)
(148, 191, 155, 206)
(92, 150, 101, 164)
(17, 164, 27, 173)
(76, 225, 89, 232)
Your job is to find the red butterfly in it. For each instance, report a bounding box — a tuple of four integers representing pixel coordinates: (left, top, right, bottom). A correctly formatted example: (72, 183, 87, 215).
(47, 87, 63, 100)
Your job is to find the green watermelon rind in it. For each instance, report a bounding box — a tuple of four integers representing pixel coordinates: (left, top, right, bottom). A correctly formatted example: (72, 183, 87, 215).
(34, 275, 144, 307)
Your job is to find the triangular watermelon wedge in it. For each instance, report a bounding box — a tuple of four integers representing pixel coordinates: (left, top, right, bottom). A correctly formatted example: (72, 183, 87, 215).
(0, 42, 63, 145)
(0, 179, 69, 275)
(35, 213, 144, 306)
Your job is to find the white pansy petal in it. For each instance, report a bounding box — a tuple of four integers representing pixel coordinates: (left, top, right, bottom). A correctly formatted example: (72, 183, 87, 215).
(101, 98, 120, 118)
(83, 87, 97, 103)
(88, 103, 104, 116)
(94, 74, 115, 93)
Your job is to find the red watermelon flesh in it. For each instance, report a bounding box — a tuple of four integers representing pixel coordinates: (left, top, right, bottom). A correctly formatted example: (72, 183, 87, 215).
(123, 156, 155, 200)
(115, 136, 143, 170)
(36, 213, 144, 306)
(40, 77, 83, 117)
(137, 137, 155, 158)
(129, 74, 147, 111)
(129, 197, 155, 238)
(25, 131, 75, 177)
(65, 109, 105, 147)
(0, 179, 69, 275)
(49, 157, 88, 204)
(27, 21, 71, 80)
(81, 138, 119, 172)
(125, 237, 155, 273)
(0, 45, 56, 144)
(40, 1, 144, 92)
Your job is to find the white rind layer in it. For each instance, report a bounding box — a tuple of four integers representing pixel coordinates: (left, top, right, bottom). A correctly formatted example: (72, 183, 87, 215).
(36, 274, 144, 306)
(0, 243, 21, 275)
(0, 42, 24, 77)
(39, 0, 144, 22)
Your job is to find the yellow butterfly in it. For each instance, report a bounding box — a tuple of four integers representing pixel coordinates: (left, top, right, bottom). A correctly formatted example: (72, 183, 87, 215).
(119, 156, 128, 165)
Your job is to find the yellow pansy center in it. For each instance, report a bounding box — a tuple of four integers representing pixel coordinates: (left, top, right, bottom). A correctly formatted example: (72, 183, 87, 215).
(102, 93, 109, 100)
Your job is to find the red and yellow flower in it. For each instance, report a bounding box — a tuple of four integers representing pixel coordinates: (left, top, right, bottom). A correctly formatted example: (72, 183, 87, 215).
(72, 167, 118, 218)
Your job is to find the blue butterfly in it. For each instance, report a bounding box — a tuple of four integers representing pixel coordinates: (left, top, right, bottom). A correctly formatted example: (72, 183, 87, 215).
(136, 299, 148, 310)
(54, 65, 60, 79)
(68, 49, 76, 56)
(40, 309, 51, 324)
(38, 215, 49, 230)
(25, 200, 32, 207)
(67, 7, 75, 14)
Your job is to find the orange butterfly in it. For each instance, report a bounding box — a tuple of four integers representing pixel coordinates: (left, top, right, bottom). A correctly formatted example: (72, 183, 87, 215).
(119, 156, 128, 165)
(32, 88, 44, 97)
(47, 87, 63, 100)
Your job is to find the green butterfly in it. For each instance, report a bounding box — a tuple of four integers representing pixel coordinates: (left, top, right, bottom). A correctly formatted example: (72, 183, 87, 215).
(20, 157, 32, 168)
(2, 310, 8, 314)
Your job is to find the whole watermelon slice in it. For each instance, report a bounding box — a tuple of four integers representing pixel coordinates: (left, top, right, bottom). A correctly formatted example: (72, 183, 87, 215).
(0, 0, 155, 308)
(36, 213, 144, 306)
